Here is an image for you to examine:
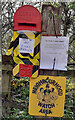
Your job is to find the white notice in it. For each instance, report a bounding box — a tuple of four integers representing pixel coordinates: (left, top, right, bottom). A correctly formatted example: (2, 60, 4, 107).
(40, 36, 69, 71)
(19, 38, 35, 53)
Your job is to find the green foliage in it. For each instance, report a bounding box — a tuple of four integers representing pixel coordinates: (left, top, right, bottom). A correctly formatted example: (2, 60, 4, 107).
(64, 79, 74, 118)
(2, 77, 36, 120)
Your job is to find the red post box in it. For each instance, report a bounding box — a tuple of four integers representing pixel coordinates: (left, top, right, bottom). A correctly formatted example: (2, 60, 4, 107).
(14, 5, 42, 32)
(6, 5, 42, 78)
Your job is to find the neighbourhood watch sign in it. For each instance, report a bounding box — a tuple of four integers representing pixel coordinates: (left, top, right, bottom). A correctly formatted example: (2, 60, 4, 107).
(29, 76, 66, 117)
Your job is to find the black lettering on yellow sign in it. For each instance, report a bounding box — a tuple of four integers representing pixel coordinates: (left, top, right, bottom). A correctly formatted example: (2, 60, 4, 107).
(29, 76, 66, 116)
(38, 102, 55, 109)
(32, 77, 63, 96)
(39, 109, 52, 114)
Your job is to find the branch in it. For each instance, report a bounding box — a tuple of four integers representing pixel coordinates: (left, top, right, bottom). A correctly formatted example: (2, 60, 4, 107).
(2, 2, 8, 11)
(2, 28, 10, 37)
(69, 55, 75, 61)
(67, 62, 75, 66)
(2, 21, 13, 29)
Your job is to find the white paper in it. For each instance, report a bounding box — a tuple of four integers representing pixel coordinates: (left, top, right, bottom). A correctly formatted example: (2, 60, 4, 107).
(19, 38, 35, 53)
(40, 36, 69, 71)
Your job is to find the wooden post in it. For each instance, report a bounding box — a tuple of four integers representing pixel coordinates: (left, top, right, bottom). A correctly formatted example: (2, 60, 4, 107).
(36, 4, 62, 120)
(41, 4, 62, 35)
(8, 72, 12, 100)
(2, 55, 12, 94)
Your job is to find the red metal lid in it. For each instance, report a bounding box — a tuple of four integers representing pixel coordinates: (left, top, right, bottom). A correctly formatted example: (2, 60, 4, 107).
(14, 5, 42, 32)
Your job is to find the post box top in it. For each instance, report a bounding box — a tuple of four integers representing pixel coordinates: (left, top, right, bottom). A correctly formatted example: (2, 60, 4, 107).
(14, 5, 42, 32)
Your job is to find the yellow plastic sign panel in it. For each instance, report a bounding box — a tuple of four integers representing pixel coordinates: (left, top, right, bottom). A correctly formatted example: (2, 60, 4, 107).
(29, 75, 66, 117)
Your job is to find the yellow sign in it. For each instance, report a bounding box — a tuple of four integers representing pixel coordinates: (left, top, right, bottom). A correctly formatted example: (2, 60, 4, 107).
(29, 75, 66, 117)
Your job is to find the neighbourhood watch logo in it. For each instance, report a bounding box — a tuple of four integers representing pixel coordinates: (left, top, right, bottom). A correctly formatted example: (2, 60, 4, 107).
(32, 77, 63, 115)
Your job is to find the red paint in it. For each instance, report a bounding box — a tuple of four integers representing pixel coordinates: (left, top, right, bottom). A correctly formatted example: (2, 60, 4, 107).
(19, 64, 33, 77)
(14, 5, 42, 32)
